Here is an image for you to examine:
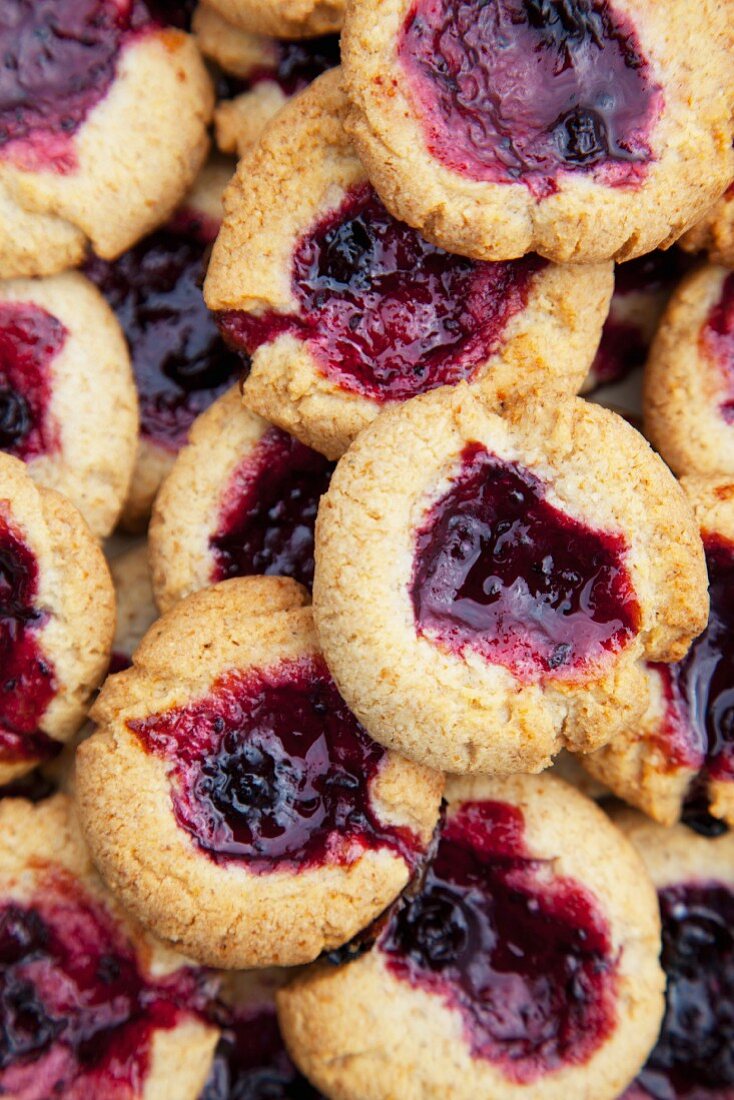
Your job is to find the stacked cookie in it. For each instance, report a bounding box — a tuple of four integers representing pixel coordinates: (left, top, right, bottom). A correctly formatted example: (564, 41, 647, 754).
(1, 1, 734, 1098)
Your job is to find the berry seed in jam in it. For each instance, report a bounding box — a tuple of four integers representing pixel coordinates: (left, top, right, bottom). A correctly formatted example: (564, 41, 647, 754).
(700, 272, 734, 424)
(210, 429, 334, 590)
(397, 0, 662, 197)
(410, 443, 640, 679)
(218, 184, 545, 402)
(128, 657, 420, 870)
(381, 799, 617, 1082)
(0, 302, 65, 461)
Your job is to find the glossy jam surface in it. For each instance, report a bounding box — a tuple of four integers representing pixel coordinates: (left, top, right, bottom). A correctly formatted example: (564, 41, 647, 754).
(624, 882, 734, 1100)
(0, 872, 212, 1098)
(701, 272, 734, 424)
(411, 443, 640, 679)
(129, 657, 420, 870)
(0, 511, 57, 765)
(218, 185, 544, 402)
(0, 301, 65, 461)
(398, 0, 661, 197)
(85, 220, 242, 452)
(381, 799, 617, 1081)
(247, 35, 340, 95)
(211, 428, 334, 590)
(0, 0, 154, 173)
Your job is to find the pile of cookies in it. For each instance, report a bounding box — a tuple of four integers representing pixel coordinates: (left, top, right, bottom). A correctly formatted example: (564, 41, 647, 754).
(1, 1, 733, 1097)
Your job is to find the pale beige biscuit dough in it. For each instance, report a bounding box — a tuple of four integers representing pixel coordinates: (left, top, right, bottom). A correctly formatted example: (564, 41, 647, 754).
(110, 543, 159, 662)
(76, 576, 443, 969)
(0, 271, 138, 537)
(681, 187, 734, 269)
(0, 794, 219, 1100)
(341, 0, 734, 264)
(613, 806, 734, 890)
(203, 0, 343, 38)
(313, 386, 708, 774)
(206, 71, 613, 459)
(277, 774, 665, 1100)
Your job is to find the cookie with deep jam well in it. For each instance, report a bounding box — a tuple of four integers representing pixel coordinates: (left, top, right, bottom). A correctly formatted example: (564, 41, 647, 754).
(582, 476, 734, 831)
(0, 0, 214, 280)
(76, 576, 443, 968)
(0, 454, 114, 786)
(84, 156, 241, 531)
(277, 774, 665, 1100)
(149, 388, 334, 612)
(0, 271, 138, 538)
(340, 0, 734, 265)
(643, 262, 734, 478)
(0, 793, 220, 1099)
(680, 184, 734, 269)
(199, 0, 344, 39)
(613, 809, 734, 1100)
(313, 385, 708, 774)
(206, 71, 613, 461)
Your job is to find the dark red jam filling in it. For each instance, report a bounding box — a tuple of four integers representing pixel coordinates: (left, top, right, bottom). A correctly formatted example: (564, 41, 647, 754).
(701, 272, 734, 424)
(108, 651, 133, 675)
(245, 36, 340, 96)
(0, 871, 214, 1098)
(218, 184, 545, 402)
(0, 0, 157, 173)
(0, 512, 57, 765)
(210, 429, 334, 591)
(85, 220, 243, 452)
(0, 301, 65, 462)
(144, 0, 196, 28)
(0, 768, 56, 803)
(381, 799, 617, 1082)
(410, 443, 640, 680)
(397, 0, 662, 197)
(128, 657, 421, 870)
(624, 882, 734, 1100)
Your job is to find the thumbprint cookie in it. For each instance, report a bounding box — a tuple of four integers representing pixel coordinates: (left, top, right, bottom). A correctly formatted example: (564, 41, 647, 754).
(108, 545, 158, 674)
(200, 0, 343, 39)
(681, 184, 734, 269)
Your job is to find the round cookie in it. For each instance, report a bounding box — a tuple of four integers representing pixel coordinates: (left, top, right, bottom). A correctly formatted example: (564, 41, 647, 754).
(84, 156, 242, 531)
(644, 262, 734, 478)
(581, 475, 734, 830)
(313, 385, 708, 774)
(201, 0, 344, 38)
(614, 810, 734, 1100)
(277, 774, 665, 1100)
(109, 543, 159, 671)
(340, 0, 734, 264)
(207, 70, 613, 460)
(0, 453, 114, 786)
(0, 271, 138, 537)
(680, 184, 734, 268)
(0, 1, 213, 279)
(150, 387, 334, 612)
(76, 576, 444, 969)
(0, 793, 219, 1099)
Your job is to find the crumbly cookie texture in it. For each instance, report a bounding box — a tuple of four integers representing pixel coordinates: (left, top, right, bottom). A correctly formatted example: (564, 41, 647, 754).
(0, 271, 138, 537)
(193, 2, 275, 77)
(341, 0, 734, 263)
(644, 263, 734, 477)
(277, 773, 665, 1100)
(0, 30, 213, 279)
(0, 794, 219, 1100)
(200, 0, 344, 38)
(207, 70, 613, 460)
(680, 189, 734, 268)
(76, 576, 443, 969)
(313, 386, 708, 775)
(110, 544, 159, 662)
(613, 805, 734, 889)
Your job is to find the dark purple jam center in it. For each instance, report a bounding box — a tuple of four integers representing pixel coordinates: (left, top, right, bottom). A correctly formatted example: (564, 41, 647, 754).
(0, 873, 212, 1097)
(701, 273, 734, 425)
(218, 184, 544, 402)
(0, 301, 65, 461)
(128, 657, 420, 870)
(0, 512, 57, 765)
(246, 35, 340, 96)
(210, 428, 334, 591)
(397, 0, 661, 197)
(410, 443, 640, 679)
(381, 799, 617, 1081)
(85, 222, 243, 451)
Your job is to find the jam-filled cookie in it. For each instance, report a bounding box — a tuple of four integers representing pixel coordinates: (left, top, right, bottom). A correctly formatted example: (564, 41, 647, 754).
(582, 475, 734, 830)
(76, 576, 443, 968)
(149, 388, 334, 612)
(614, 810, 734, 1100)
(0, 454, 114, 786)
(84, 156, 242, 531)
(109, 544, 158, 673)
(207, 71, 613, 460)
(340, 0, 734, 264)
(644, 262, 734, 478)
(277, 774, 665, 1100)
(313, 386, 708, 774)
(680, 185, 734, 269)
(200, 0, 344, 39)
(0, 793, 219, 1099)
(0, 271, 138, 537)
(0, 0, 213, 280)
